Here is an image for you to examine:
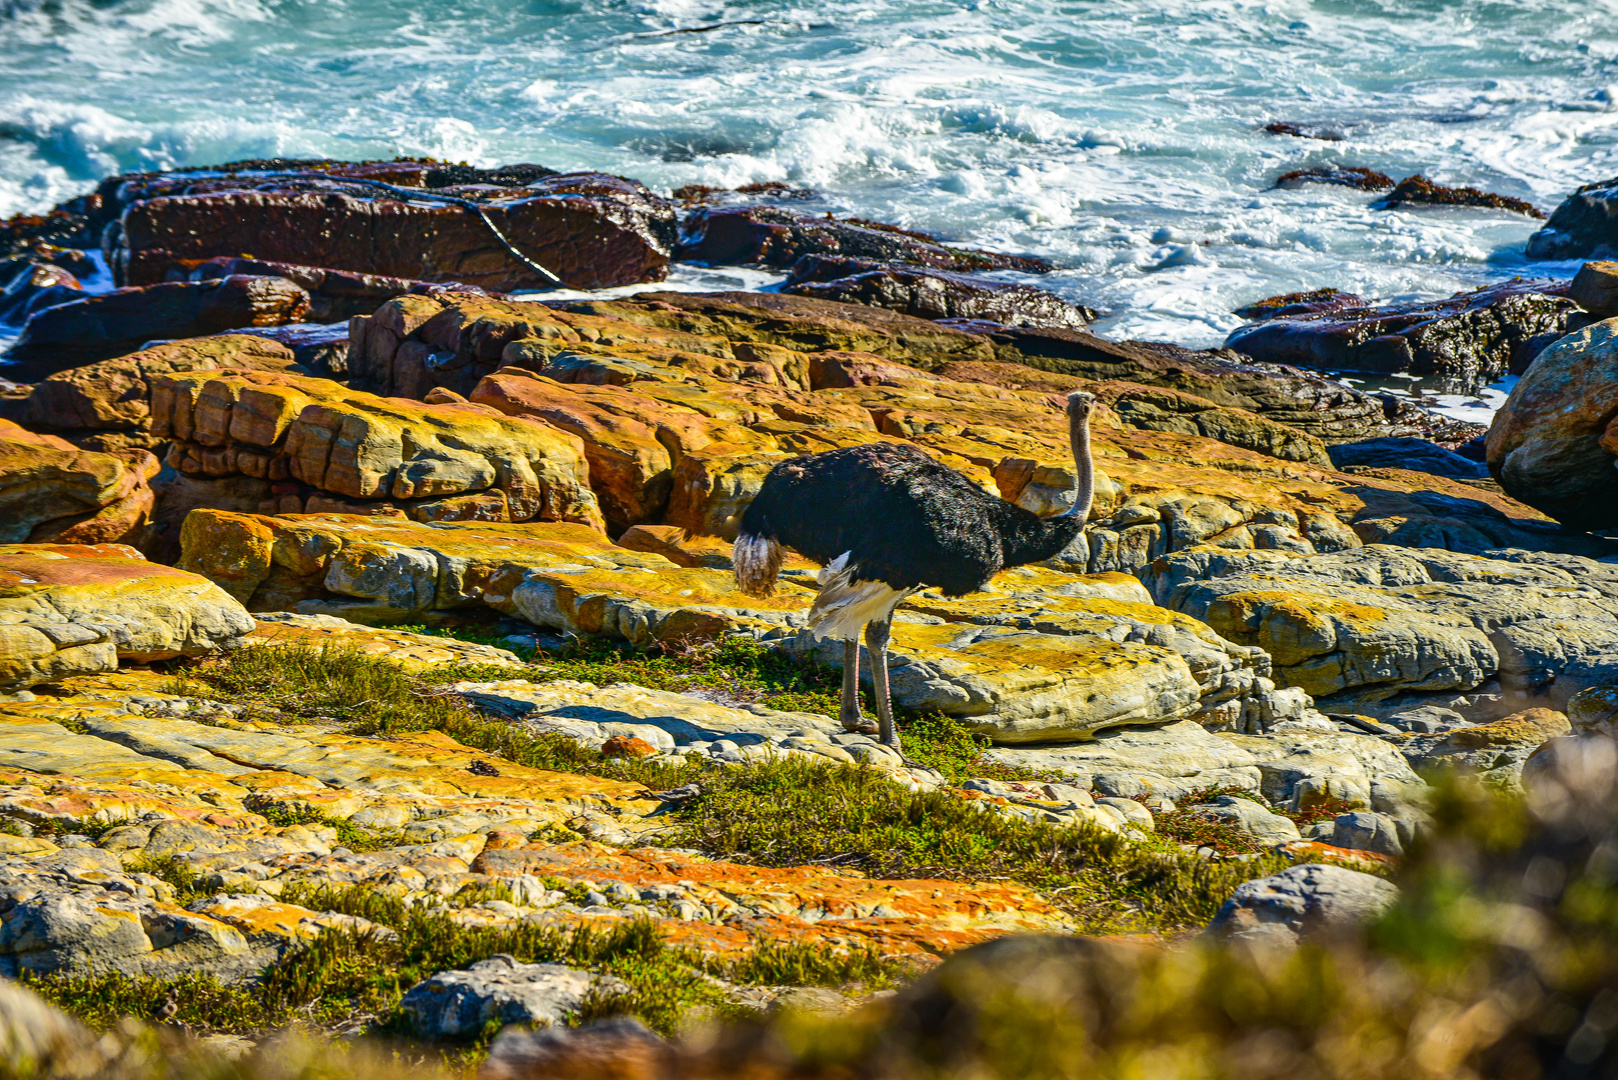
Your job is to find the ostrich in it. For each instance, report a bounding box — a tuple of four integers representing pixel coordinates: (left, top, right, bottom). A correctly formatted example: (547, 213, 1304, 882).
(732, 390, 1097, 752)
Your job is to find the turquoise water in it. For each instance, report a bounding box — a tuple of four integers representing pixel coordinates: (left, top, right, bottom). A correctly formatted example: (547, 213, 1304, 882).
(3, 0, 1618, 346)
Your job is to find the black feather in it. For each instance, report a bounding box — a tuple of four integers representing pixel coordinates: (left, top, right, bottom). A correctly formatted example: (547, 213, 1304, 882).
(738, 443, 1085, 596)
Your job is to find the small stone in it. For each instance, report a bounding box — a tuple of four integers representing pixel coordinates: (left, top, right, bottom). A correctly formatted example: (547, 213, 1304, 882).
(601, 735, 658, 759)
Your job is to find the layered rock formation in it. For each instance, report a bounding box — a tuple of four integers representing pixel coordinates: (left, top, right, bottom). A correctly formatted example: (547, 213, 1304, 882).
(1224, 279, 1577, 390)
(0, 420, 158, 546)
(1485, 318, 1618, 531)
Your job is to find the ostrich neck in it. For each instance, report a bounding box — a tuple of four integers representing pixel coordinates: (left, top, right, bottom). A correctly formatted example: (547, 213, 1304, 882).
(1063, 411, 1094, 523)
(998, 409, 1094, 569)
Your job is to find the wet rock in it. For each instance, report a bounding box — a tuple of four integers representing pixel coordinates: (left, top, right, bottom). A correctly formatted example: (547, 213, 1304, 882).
(1150, 545, 1618, 710)
(1326, 437, 1489, 480)
(1232, 288, 1366, 320)
(149, 369, 604, 540)
(1225, 279, 1577, 391)
(112, 170, 675, 291)
(1189, 794, 1301, 843)
(0, 424, 159, 546)
(782, 255, 1090, 329)
(400, 956, 629, 1039)
(24, 334, 305, 450)
(1485, 318, 1618, 530)
(1527, 175, 1618, 260)
(184, 255, 488, 323)
(675, 205, 1050, 273)
(1205, 863, 1399, 946)
(1272, 167, 1394, 191)
(672, 181, 819, 206)
(0, 257, 81, 327)
(1375, 174, 1544, 218)
(1262, 121, 1348, 140)
(4, 276, 311, 376)
(0, 542, 254, 690)
(0, 202, 97, 259)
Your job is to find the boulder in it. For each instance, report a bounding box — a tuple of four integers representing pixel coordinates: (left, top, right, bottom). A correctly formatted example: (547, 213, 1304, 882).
(1485, 318, 1618, 530)
(24, 334, 305, 450)
(0, 426, 158, 547)
(1187, 794, 1301, 843)
(4, 276, 311, 376)
(0, 542, 254, 691)
(113, 171, 675, 291)
(0, 256, 81, 327)
(1527, 176, 1618, 260)
(1374, 174, 1544, 218)
(782, 255, 1090, 329)
(1149, 546, 1618, 712)
(675, 205, 1049, 273)
(1568, 680, 1618, 737)
(1205, 863, 1399, 946)
(1224, 279, 1576, 391)
(399, 956, 629, 1038)
(148, 370, 604, 539)
(1326, 811, 1418, 857)
(1570, 260, 1618, 319)
(1392, 707, 1572, 790)
(482, 1018, 672, 1080)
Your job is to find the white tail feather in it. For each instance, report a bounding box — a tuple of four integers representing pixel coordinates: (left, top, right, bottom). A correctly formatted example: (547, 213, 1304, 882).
(808, 553, 909, 640)
(732, 533, 784, 598)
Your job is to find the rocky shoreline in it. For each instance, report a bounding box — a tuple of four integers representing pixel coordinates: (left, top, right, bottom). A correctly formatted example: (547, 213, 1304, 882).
(2, 159, 1618, 1078)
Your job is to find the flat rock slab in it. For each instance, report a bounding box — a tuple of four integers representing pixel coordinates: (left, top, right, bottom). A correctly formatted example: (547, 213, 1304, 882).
(1149, 544, 1618, 710)
(245, 612, 524, 670)
(0, 543, 254, 691)
(985, 720, 1264, 799)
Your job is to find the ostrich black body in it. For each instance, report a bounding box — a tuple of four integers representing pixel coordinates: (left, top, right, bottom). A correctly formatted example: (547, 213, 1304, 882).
(738, 442, 1087, 595)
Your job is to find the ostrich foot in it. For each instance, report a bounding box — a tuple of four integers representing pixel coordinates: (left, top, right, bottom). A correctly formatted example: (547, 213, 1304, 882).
(840, 713, 879, 735)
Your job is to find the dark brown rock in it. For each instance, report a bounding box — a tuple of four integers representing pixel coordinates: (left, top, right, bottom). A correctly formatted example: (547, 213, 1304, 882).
(1224, 279, 1577, 391)
(1571, 260, 1618, 319)
(675, 205, 1050, 273)
(110, 171, 675, 291)
(671, 180, 818, 206)
(1263, 121, 1347, 140)
(782, 255, 1090, 329)
(4, 275, 311, 376)
(1376, 175, 1544, 218)
(0, 198, 99, 259)
(1527, 177, 1618, 261)
(1232, 289, 1365, 321)
(1273, 167, 1394, 191)
(181, 255, 488, 323)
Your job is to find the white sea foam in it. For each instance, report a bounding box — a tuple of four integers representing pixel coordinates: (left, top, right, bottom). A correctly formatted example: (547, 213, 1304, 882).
(1, 0, 1614, 356)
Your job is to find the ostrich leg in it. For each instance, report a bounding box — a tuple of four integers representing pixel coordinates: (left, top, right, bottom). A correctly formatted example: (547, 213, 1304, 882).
(865, 617, 900, 751)
(840, 638, 876, 734)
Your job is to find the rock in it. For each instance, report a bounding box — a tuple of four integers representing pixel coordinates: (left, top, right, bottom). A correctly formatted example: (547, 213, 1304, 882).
(1150, 545, 1618, 711)
(1232, 288, 1366, 321)
(0, 256, 81, 327)
(1392, 707, 1572, 790)
(782, 255, 1090, 329)
(1484, 318, 1618, 530)
(149, 369, 604, 538)
(24, 334, 305, 450)
(113, 171, 675, 291)
(1205, 863, 1399, 946)
(1328, 810, 1415, 857)
(1263, 121, 1349, 140)
(1189, 794, 1301, 842)
(1568, 680, 1618, 737)
(244, 612, 525, 670)
(1570, 260, 1618, 319)
(675, 205, 1049, 273)
(4, 277, 312, 376)
(481, 1017, 672, 1080)
(0, 974, 136, 1078)
(185, 255, 487, 323)
(985, 720, 1264, 799)
(0, 542, 254, 690)
(400, 956, 629, 1038)
(1271, 167, 1394, 191)
(1527, 176, 1618, 260)
(1224, 279, 1576, 391)
(0, 431, 159, 546)
(1374, 174, 1544, 218)
(1326, 437, 1489, 480)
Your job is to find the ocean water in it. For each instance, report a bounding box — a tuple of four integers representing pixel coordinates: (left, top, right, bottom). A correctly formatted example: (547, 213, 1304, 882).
(3, 0, 1617, 364)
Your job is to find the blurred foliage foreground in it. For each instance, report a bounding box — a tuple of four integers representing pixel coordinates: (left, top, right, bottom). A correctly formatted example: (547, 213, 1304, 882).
(8, 734, 1618, 1080)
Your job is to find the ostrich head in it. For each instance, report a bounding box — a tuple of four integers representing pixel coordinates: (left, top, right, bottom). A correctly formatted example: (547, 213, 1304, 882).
(1062, 391, 1096, 520)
